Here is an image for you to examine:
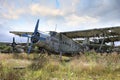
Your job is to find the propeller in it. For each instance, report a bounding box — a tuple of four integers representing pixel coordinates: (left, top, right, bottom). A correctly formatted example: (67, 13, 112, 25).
(11, 37, 17, 52)
(27, 19, 40, 54)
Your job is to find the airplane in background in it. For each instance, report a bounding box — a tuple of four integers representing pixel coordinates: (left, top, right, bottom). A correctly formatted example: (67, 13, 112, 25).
(11, 37, 25, 53)
(10, 19, 120, 56)
(0, 37, 25, 53)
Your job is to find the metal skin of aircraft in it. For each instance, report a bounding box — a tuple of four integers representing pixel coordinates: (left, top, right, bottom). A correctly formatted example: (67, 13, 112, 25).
(10, 19, 84, 56)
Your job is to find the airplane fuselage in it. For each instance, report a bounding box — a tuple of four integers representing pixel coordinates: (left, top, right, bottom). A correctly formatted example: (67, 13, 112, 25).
(34, 31, 83, 54)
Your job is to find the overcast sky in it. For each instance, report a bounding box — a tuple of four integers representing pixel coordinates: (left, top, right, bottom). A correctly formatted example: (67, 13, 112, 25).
(0, 0, 120, 42)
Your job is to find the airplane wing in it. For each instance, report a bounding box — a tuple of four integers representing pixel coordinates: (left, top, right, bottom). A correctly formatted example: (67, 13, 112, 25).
(61, 26, 120, 38)
(10, 31, 33, 37)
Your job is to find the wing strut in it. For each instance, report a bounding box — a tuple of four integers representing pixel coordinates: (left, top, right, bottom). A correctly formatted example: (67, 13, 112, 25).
(99, 34, 105, 52)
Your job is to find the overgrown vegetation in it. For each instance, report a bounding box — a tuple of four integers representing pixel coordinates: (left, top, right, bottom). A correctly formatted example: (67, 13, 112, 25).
(0, 52, 120, 80)
(0, 44, 12, 53)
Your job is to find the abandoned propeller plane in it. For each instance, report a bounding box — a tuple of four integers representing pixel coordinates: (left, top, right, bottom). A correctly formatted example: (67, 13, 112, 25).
(0, 37, 25, 53)
(10, 19, 84, 56)
(10, 19, 120, 55)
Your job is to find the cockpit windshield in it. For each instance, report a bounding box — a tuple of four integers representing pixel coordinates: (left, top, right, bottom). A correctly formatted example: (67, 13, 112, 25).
(49, 31, 57, 36)
(38, 31, 57, 37)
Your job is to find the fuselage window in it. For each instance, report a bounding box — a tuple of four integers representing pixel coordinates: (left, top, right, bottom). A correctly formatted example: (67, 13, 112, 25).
(63, 41, 70, 47)
(51, 38, 58, 43)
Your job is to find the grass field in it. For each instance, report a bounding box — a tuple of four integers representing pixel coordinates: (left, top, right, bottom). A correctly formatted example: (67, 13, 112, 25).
(0, 51, 120, 80)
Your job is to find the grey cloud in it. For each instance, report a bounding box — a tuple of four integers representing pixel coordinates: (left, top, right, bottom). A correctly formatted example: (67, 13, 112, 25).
(37, 0, 120, 27)
(76, 0, 120, 23)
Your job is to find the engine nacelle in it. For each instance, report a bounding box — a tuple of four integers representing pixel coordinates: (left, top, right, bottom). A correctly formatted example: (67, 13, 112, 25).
(31, 32, 40, 43)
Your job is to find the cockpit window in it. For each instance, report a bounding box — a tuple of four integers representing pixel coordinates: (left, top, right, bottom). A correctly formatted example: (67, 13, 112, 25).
(38, 31, 50, 36)
(50, 31, 57, 36)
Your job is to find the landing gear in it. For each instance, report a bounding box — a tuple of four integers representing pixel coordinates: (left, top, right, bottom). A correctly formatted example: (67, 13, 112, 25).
(60, 52, 62, 61)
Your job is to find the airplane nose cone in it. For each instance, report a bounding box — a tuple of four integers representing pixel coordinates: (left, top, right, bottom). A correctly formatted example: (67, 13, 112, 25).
(31, 32, 40, 43)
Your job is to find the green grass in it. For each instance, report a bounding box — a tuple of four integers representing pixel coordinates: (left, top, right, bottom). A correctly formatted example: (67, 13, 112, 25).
(0, 52, 120, 80)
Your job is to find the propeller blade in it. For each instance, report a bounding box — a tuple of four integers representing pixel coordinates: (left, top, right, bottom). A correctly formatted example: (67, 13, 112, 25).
(34, 19, 39, 33)
(27, 19, 40, 54)
(28, 42, 33, 54)
(12, 37, 17, 52)
(13, 37, 15, 42)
